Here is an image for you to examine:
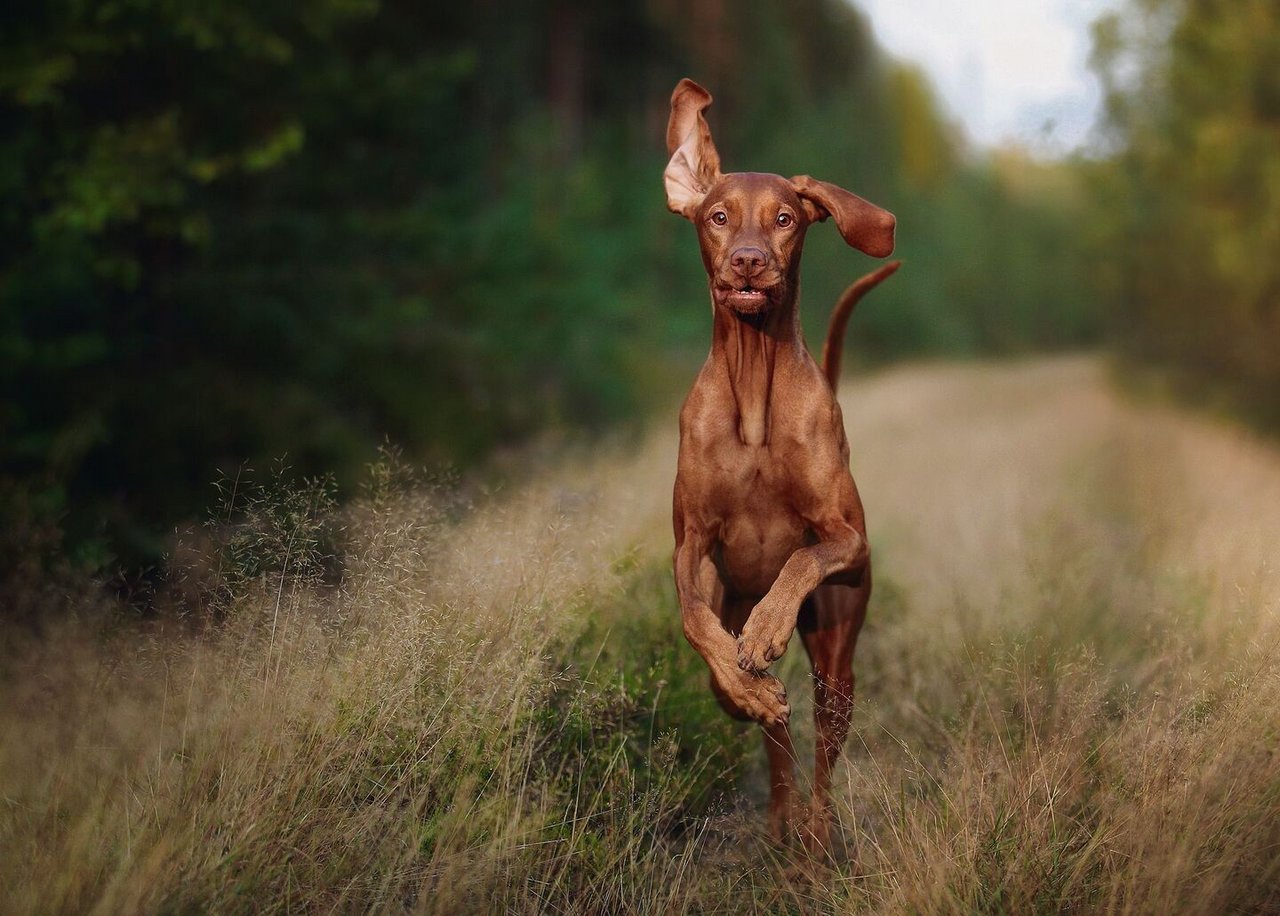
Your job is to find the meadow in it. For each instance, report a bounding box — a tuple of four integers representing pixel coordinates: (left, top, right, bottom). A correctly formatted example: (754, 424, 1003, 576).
(2, 356, 1278, 913)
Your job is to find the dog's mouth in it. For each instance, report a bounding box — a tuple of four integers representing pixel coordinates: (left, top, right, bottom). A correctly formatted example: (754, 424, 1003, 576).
(714, 284, 774, 315)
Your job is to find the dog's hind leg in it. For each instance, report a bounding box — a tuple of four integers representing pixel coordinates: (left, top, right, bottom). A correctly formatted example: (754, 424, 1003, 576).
(798, 578, 869, 856)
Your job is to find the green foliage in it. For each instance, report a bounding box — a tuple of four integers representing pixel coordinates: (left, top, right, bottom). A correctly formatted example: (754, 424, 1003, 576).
(1092, 0, 1280, 425)
(0, 0, 1109, 578)
(831, 153, 1106, 362)
(207, 462, 339, 606)
(557, 559, 754, 810)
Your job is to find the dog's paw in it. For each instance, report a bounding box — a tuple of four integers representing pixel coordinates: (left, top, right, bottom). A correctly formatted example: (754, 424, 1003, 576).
(737, 613, 793, 672)
(717, 667, 790, 727)
(768, 793, 808, 843)
(802, 808, 835, 861)
(745, 672, 791, 727)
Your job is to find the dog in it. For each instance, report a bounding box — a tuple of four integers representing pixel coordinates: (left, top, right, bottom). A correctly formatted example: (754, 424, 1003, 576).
(665, 78, 899, 854)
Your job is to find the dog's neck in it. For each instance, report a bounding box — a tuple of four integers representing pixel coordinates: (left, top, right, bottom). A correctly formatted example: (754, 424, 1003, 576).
(711, 294, 804, 447)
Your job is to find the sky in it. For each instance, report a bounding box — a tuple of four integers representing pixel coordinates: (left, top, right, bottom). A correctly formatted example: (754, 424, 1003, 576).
(856, 0, 1118, 156)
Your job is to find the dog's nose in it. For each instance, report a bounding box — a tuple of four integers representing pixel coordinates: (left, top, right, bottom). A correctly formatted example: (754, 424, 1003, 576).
(730, 247, 768, 278)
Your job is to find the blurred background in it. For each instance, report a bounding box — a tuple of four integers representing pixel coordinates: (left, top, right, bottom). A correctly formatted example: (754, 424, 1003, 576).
(1, 0, 1277, 592)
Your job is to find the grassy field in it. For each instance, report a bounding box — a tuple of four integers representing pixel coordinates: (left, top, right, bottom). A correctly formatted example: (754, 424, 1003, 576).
(3, 356, 1279, 913)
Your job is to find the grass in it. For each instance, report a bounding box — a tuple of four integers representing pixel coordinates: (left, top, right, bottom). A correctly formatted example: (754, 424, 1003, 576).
(2, 355, 1278, 913)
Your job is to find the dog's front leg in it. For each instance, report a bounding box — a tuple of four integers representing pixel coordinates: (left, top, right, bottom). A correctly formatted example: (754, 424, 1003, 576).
(674, 523, 791, 727)
(737, 519, 867, 672)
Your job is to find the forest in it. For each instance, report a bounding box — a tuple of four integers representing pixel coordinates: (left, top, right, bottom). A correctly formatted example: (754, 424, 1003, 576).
(5, 1, 1278, 589)
(4, 0, 1118, 585)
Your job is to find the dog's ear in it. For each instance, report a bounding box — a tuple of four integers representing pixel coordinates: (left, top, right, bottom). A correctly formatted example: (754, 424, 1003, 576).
(790, 175, 896, 258)
(664, 79, 722, 220)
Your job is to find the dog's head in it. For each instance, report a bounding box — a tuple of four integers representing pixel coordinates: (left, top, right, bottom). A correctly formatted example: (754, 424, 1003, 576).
(664, 79, 895, 318)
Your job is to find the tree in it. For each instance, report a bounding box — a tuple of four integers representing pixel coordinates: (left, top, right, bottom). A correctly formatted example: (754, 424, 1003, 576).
(1093, 0, 1280, 420)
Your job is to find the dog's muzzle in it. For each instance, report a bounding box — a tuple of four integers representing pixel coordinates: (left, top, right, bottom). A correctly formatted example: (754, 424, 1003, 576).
(714, 283, 777, 315)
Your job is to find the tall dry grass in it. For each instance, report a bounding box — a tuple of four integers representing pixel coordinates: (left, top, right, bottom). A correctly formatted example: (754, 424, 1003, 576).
(827, 357, 1280, 913)
(2, 356, 1278, 913)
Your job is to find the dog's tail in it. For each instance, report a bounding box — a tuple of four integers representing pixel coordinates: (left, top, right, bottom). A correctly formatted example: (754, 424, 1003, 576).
(821, 260, 902, 390)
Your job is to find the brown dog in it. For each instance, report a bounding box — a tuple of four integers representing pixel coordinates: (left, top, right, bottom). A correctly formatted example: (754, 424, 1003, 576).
(665, 78, 899, 853)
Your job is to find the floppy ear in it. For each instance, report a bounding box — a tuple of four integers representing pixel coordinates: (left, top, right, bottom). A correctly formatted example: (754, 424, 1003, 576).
(790, 174, 896, 258)
(664, 79, 722, 220)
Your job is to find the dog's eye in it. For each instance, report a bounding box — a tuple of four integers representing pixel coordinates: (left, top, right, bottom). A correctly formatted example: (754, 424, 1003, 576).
(775, 212, 794, 228)
(711, 211, 728, 226)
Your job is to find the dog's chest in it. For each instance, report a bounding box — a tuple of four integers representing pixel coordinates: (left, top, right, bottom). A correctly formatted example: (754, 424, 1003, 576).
(692, 437, 814, 593)
(703, 438, 787, 498)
